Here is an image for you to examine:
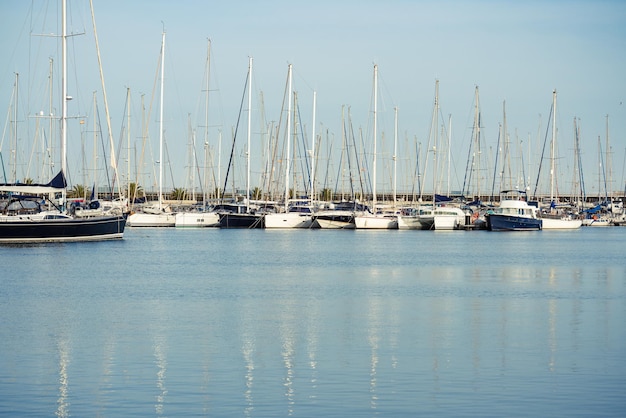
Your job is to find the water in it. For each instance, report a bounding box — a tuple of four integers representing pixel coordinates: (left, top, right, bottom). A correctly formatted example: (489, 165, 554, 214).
(1, 228, 625, 417)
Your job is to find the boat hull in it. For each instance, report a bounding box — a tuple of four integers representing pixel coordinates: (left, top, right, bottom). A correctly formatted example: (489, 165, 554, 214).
(313, 211, 355, 229)
(354, 214, 398, 229)
(486, 214, 542, 231)
(127, 212, 176, 227)
(396, 215, 422, 230)
(264, 213, 314, 229)
(582, 218, 611, 227)
(434, 215, 460, 230)
(175, 212, 220, 228)
(541, 218, 582, 229)
(218, 213, 265, 228)
(0, 215, 127, 243)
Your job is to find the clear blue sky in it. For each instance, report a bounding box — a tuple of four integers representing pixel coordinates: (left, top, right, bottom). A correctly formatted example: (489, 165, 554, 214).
(1, 0, 625, 198)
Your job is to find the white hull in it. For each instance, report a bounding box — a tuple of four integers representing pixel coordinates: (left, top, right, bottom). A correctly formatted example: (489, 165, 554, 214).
(127, 212, 176, 227)
(541, 218, 583, 229)
(434, 215, 460, 230)
(264, 212, 314, 229)
(175, 212, 220, 228)
(397, 215, 421, 230)
(582, 218, 611, 227)
(354, 214, 398, 229)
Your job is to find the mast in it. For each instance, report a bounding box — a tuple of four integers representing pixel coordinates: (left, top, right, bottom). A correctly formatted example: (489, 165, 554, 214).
(310, 91, 316, 205)
(393, 106, 398, 204)
(126, 87, 131, 207)
(605, 114, 611, 201)
(92, 91, 98, 200)
(474, 86, 481, 201)
(372, 63, 378, 209)
(158, 30, 166, 211)
(204, 39, 211, 205)
(61, 0, 68, 205)
(550, 89, 557, 203)
(432, 80, 439, 201)
(284, 64, 292, 212)
(447, 114, 452, 196)
(246, 56, 252, 211)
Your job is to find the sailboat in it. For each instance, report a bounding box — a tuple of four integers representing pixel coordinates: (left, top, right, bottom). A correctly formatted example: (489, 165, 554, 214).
(127, 31, 176, 227)
(0, 0, 127, 243)
(175, 40, 220, 228)
(218, 57, 265, 228)
(354, 64, 398, 230)
(538, 90, 582, 230)
(265, 64, 315, 229)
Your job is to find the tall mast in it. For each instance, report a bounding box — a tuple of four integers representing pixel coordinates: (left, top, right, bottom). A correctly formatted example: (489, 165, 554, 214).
(447, 114, 452, 196)
(310, 91, 316, 205)
(393, 106, 398, 204)
(246, 57, 252, 210)
(284, 64, 292, 211)
(432, 80, 439, 200)
(605, 114, 611, 200)
(550, 89, 557, 203)
(204, 39, 211, 206)
(61, 0, 68, 204)
(473, 86, 481, 200)
(126, 87, 131, 206)
(158, 30, 166, 211)
(372, 63, 378, 209)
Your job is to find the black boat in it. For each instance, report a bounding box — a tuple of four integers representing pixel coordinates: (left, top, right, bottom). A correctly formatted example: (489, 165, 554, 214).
(215, 204, 265, 229)
(0, 172, 127, 244)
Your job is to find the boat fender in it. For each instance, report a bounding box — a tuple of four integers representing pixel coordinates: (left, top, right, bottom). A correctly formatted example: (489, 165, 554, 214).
(89, 200, 101, 210)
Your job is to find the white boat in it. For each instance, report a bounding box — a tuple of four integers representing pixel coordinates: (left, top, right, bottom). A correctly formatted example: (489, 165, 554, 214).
(175, 210, 220, 228)
(264, 65, 315, 230)
(265, 205, 315, 229)
(314, 209, 355, 229)
(396, 207, 422, 230)
(354, 211, 398, 229)
(582, 216, 611, 227)
(127, 31, 175, 227)
(127, 211, 176, 227)
(538, 91, 582, 230)
(539, 215, 583, 229)
(354, 65, 397, 230)
(433, 207, 467, 230)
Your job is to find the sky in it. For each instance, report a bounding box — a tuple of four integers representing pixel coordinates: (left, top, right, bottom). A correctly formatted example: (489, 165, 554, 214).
(1, 0, 625, 199)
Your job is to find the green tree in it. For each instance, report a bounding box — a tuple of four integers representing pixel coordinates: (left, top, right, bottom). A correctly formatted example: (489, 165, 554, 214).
(69, 184, 87, 199)
(171, 187, 187, 201)
(127, 183, 144, 201)
(252, 187, 262, 200)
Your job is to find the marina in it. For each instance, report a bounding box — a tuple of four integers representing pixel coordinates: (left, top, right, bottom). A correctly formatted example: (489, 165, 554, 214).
(1, 1, 625, 415)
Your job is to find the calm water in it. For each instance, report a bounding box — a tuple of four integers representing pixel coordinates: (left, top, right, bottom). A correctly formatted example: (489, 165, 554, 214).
(1, 227, 625, 417)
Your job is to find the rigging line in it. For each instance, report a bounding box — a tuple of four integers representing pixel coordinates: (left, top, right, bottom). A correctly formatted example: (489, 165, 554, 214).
(95, 101, 113, 196)
(532, 105, 553, 199)
(219, 68, 249, 205)
(490, 124, 501, 200)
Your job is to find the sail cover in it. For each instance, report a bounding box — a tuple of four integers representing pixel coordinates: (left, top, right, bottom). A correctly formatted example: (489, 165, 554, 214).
(0, 171, 67, 194)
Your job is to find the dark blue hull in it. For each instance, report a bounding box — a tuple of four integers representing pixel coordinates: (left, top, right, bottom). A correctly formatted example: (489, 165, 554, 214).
(0, 214, 127, 243)
(486, 214, 542, 231)
(218, 213, 265, 228)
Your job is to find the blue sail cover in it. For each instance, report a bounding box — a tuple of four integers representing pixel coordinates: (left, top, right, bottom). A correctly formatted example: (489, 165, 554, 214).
(0, 171, 67, 193)
(583, 204, 602, 214)
(434, 194, 454, 203)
